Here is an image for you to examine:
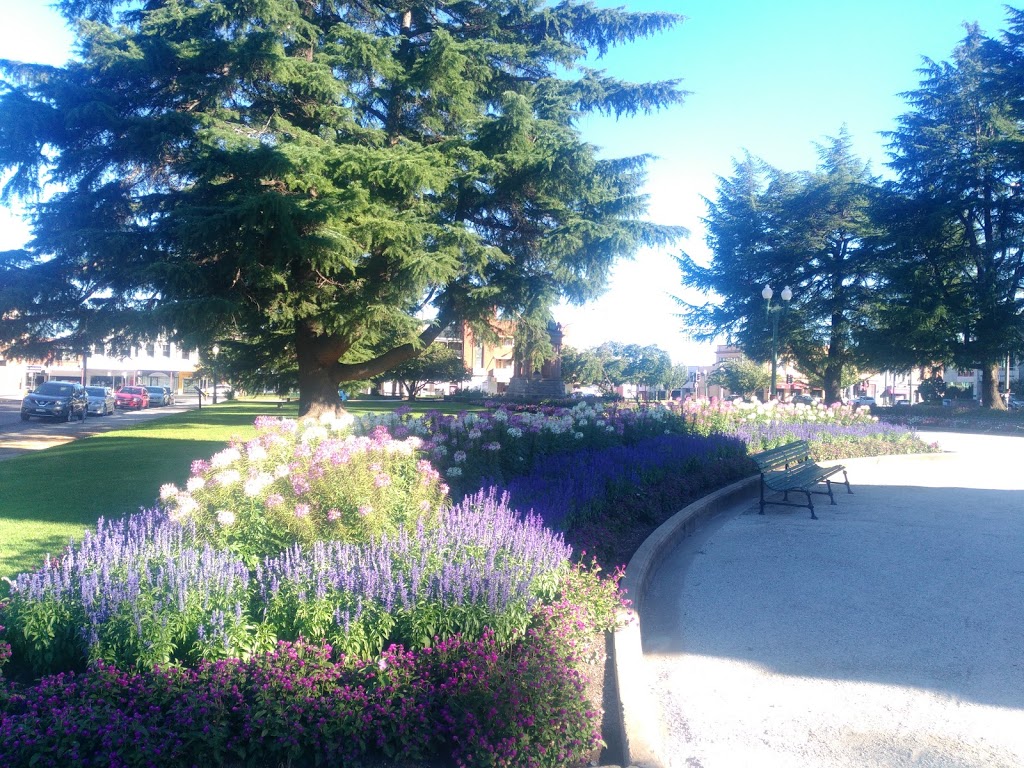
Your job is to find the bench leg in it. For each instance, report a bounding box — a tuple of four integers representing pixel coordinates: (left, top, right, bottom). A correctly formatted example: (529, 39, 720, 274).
(805, 490, 817, 520)
(825, 478, 837, 505)
(840, 469, 853, 494)
(759, 479, 766, 515)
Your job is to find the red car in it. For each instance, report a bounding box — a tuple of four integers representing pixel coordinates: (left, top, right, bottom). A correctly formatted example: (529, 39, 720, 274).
(115, 385, 150, 410)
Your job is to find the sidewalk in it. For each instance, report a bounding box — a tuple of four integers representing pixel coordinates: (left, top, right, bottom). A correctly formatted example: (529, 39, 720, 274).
(633, 433, 1024, 768)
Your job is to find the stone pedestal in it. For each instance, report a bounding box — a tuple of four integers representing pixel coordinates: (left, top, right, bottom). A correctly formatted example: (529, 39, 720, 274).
(505, 376, 567, 400)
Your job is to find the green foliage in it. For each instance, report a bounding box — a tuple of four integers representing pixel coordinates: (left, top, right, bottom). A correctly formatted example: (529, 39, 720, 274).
(0, 0, 687, 416)
(707, 357, 769, 397)
(378, 343, 471, 400)
(917, 374, 947, 402)
(870, 22, 1024, 408)
(560, 345, 606, 387)
(675, 130, 882, 403)
(589, 341, 673, 398)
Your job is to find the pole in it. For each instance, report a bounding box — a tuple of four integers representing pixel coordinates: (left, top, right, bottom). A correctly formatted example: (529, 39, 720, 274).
(212, 344, 220, 405)
(769, 309, 779, 400)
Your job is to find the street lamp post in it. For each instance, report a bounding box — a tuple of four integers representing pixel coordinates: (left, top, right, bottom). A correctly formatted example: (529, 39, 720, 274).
(762, 285, 792, 401)
(211, 344, 220, 405)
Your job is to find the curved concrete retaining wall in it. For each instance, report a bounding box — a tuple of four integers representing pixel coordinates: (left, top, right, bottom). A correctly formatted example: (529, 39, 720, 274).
(612, 475, 760, 768)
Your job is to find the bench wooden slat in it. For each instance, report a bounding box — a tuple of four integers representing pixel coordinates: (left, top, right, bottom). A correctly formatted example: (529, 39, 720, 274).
(750, 439, 852, 519)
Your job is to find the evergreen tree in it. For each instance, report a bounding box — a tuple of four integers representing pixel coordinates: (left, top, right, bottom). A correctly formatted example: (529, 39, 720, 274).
(675, 130, 883, 403)
(876, 23, 1024, 409)
(0, 0, 685, 415)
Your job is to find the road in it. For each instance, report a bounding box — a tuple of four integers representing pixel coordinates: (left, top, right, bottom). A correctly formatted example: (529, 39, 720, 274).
(0, 396, 199, 461)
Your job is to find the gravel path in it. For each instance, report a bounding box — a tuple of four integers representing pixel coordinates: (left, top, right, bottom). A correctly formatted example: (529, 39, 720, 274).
(639, 433, 1024, 768)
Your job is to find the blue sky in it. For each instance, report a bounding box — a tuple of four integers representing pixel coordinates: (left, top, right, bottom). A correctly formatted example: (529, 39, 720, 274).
(0, 0, 1016, 364)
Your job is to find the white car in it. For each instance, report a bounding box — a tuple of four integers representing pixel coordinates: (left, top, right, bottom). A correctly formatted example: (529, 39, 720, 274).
(853, 396, 876, 408)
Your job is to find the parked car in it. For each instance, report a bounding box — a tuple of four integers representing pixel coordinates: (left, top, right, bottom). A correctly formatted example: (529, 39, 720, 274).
(145, 385, 171, 407)
(115, 385, 150, 410)
(162, 386, 175, 406)
(20, 381, 88, 422)
(853, 396, 876, 408)
(1008, 395, 1024, 410)
(85, 386, 116, 416)
(791, 394, 814, 405)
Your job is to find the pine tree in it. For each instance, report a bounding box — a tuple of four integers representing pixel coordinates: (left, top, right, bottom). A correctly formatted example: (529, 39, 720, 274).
(675, 130, 882, 403)
(880, 23, 1024, 409)
(0, 0, 685, 415)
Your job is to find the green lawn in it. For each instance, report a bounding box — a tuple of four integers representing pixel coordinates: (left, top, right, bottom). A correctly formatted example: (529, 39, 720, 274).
(0, 398, 480, 586)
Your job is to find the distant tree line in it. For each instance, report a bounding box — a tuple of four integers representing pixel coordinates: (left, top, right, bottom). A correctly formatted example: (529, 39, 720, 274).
(561, 342, 688, 401)
(677, 12, 1024, 409)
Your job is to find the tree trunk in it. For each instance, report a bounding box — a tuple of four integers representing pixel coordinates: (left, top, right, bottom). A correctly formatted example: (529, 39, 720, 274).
(295, 323, 345, 418)
(981, 362, 1006, 410)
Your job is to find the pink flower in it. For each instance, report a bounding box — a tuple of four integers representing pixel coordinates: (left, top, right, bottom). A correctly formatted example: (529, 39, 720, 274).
(294, 503, 310, 519)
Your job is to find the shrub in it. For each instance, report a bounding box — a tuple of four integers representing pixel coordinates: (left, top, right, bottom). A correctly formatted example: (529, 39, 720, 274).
(2, 491, 577, 675)
(158, 416, 448, 565)
(0, 613, 605, 768)
(258, 488, 573, 657)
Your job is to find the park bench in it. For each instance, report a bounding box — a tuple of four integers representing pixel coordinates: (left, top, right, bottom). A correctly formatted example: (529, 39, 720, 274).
(751, 439, 852, 519)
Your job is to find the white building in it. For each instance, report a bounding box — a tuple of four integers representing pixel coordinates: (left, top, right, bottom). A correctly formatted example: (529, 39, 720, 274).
(0, 341, 202, 399)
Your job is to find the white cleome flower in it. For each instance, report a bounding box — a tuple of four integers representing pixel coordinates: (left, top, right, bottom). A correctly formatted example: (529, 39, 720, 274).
(216, 509, 236, 526)
(186, 476, 207, 492)
(300, 425, 329, 443)
(214, 469, 241, 486)
(244, 473, 275, 497)
(210, 447, 242, 469)
(159, 483, 180, 501)
(246, 444, 268, 463)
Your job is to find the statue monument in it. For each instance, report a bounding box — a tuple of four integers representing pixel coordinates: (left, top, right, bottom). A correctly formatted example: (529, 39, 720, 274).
(505, 321, 567, 399)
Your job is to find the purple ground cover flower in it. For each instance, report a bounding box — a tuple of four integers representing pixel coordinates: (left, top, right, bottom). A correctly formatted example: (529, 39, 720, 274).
(258, 488, 571, 656)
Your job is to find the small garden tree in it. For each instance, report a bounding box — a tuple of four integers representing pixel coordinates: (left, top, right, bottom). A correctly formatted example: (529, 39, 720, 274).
(707, 358, 770, 399)
(379, 344, 470, 401)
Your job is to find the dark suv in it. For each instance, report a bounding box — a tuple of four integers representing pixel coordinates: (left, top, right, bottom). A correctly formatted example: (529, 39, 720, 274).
(21, 381, 88, 422)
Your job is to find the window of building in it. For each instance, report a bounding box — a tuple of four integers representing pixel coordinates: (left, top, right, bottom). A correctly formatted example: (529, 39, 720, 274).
(163, 343, 171, 357)
(146, 343, 155, 357)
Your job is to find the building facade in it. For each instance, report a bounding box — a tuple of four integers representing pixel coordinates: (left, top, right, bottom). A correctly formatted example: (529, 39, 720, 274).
(0, 341, 202, 400)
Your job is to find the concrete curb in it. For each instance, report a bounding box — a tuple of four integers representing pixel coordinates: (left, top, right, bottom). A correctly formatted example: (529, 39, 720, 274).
(613, 474, 760, 768)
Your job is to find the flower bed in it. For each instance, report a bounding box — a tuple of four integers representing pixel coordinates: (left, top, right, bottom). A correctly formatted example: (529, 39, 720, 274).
(0, 400, 936, 767)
